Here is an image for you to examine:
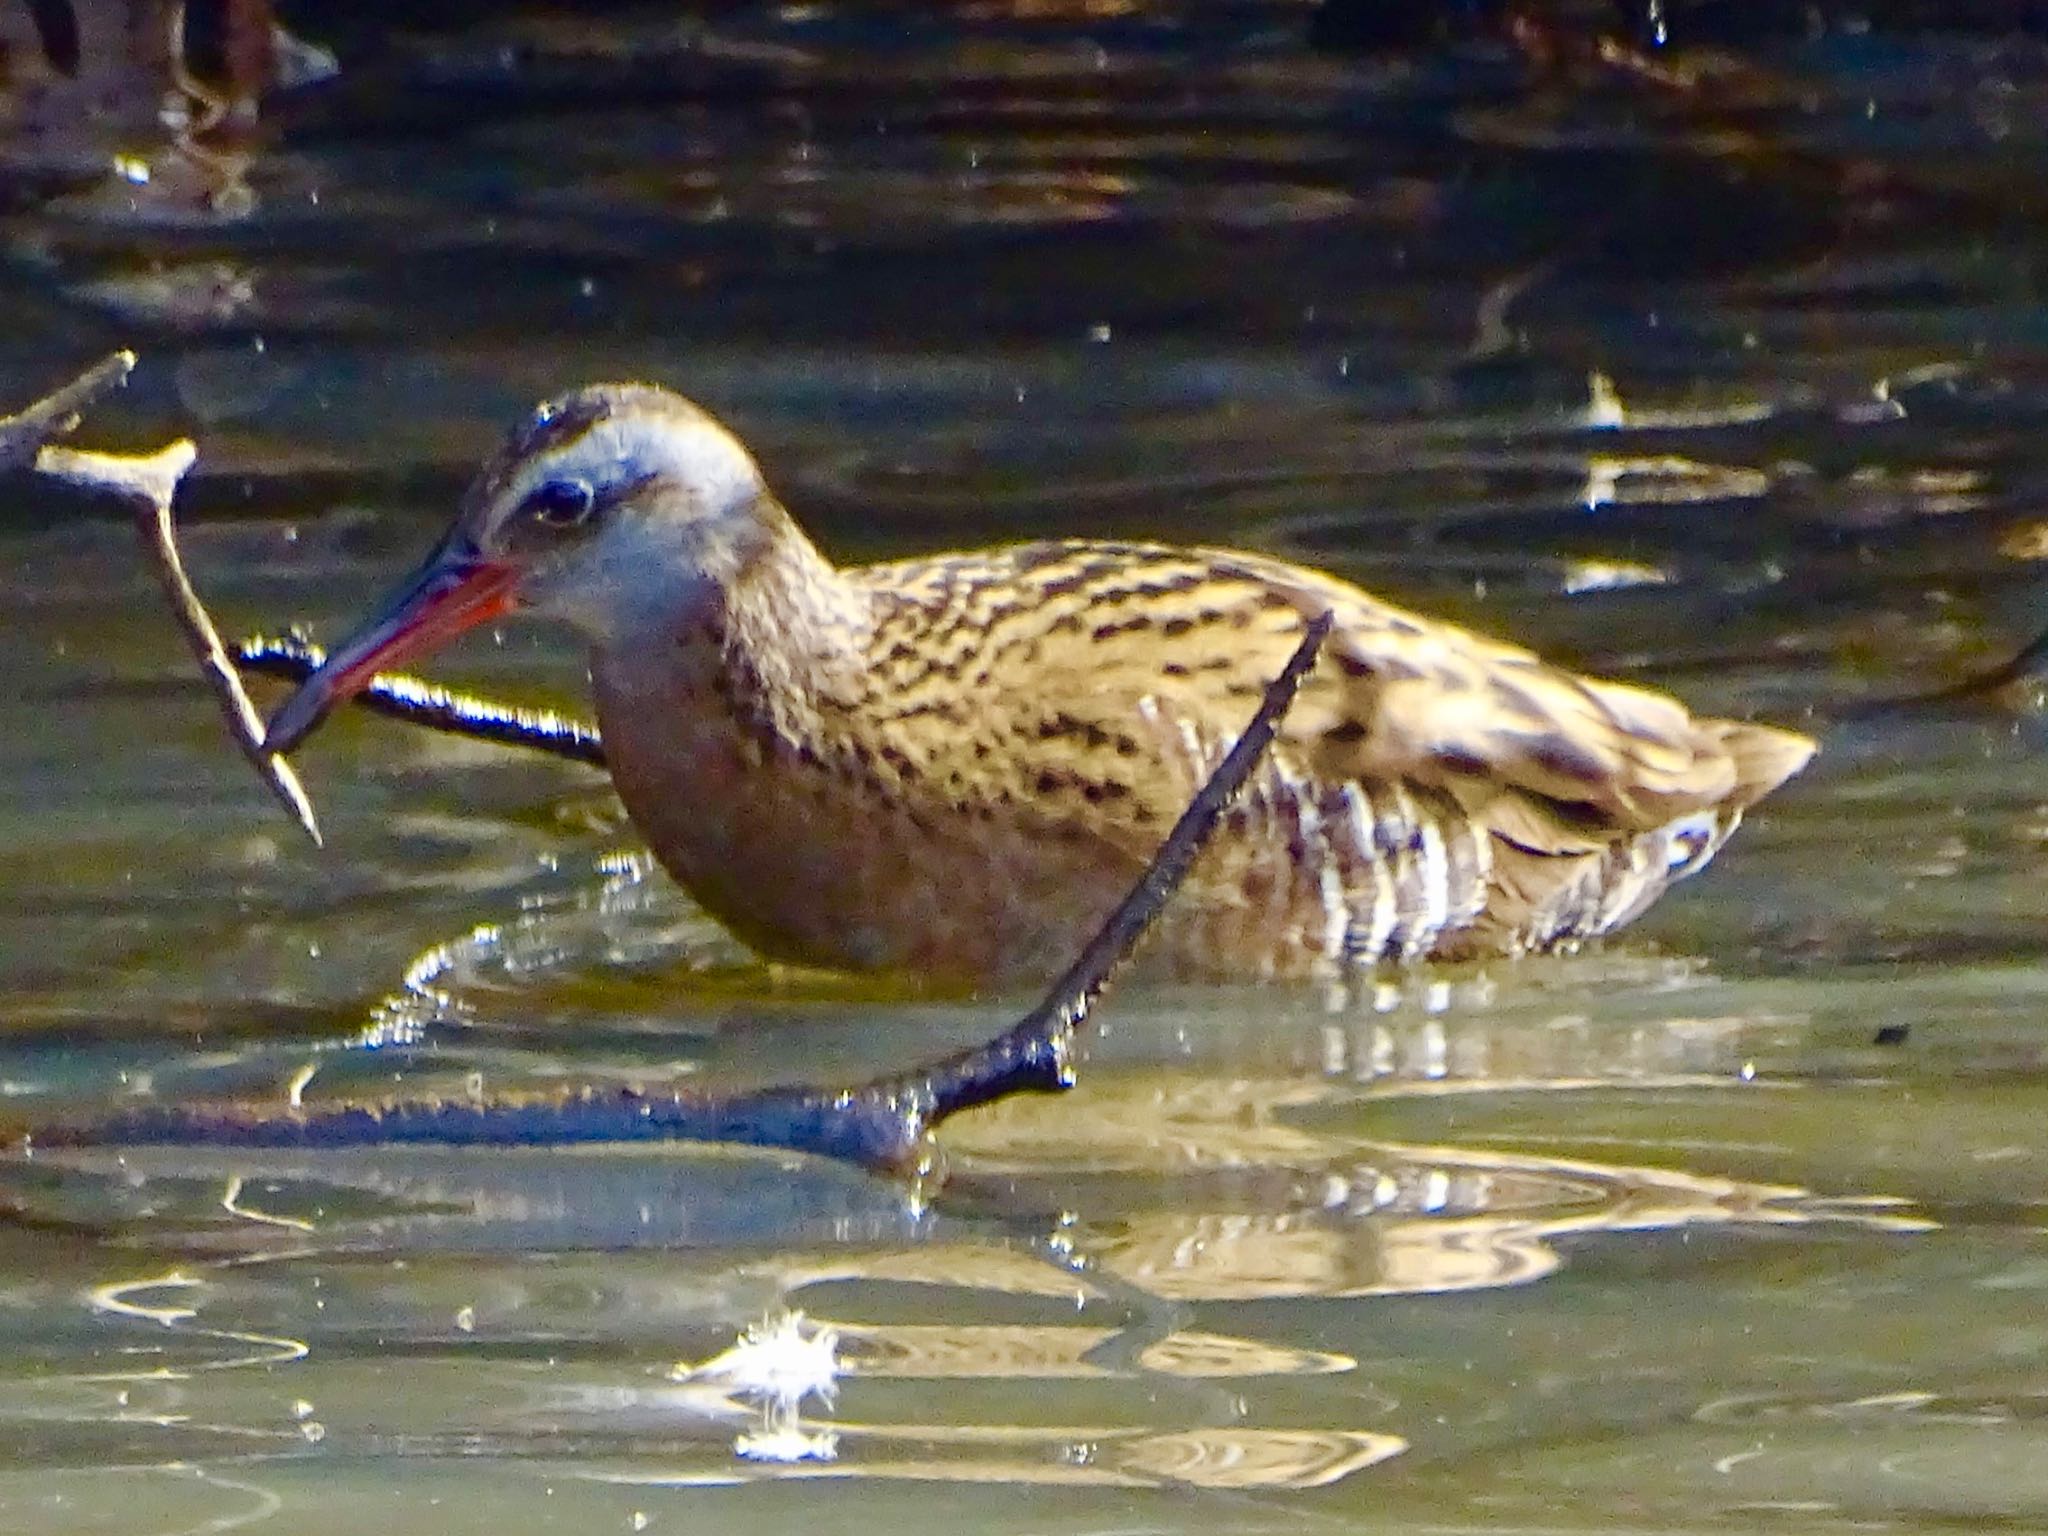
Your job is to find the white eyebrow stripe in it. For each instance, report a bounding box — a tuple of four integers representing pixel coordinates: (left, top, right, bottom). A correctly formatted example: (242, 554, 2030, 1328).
(494, 415, 762, 525)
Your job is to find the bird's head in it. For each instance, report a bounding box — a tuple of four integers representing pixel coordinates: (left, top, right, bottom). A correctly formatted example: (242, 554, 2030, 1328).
(262, 383, 770, 756)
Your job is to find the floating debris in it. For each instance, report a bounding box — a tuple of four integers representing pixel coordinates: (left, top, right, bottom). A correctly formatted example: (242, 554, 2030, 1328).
(675, 1311, 842, 1465)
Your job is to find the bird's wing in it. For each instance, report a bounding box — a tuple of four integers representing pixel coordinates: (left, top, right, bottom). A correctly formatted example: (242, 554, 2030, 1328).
(1196, 548, 1815, 856)
(852, 542, 1813, 863)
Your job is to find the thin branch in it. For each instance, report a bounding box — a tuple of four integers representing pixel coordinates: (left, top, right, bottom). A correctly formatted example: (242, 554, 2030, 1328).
(234, 634, 605, 766)
(906, 610, 1336, 1117)
(0, 352, 136, 472)
(18, 617, 1332, 1175)
(37, 441, 194, 514)
(11, 359, 323, 845)
(1840, 627, 2048, 720)
(118, 454, 323, 846)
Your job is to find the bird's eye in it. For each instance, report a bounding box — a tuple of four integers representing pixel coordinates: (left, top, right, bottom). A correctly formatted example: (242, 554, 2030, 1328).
(528, 478, 597, 527)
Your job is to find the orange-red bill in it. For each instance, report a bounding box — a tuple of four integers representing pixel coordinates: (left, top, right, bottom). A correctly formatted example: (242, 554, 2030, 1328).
(262, 542, 518, 756)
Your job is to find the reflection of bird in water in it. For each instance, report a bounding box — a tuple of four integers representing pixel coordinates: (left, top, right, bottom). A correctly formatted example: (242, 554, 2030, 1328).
(264, 383, 1813, 988)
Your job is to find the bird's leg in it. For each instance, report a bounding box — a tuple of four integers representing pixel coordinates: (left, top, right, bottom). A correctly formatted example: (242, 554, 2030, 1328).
(16, 618, 1332, 1177)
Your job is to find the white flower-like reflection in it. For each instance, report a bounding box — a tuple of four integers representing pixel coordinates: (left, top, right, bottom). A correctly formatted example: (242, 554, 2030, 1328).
(673, 1310, 841, 1463)
(635, 1304, 1389, 1486)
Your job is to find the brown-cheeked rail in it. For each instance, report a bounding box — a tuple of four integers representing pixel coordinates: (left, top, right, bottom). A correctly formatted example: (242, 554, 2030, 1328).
(263, 383, 1814, 990)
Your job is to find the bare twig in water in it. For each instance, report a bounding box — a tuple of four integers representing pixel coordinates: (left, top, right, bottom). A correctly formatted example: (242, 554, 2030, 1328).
(1843, 628, 2048, 720)
(0, 352, 135, 471)
(235, 634, 605, 766)
(881, 609, 1335, 1125)
(39, 441, 195, 515)
(10, 355, 322, 845)
(116, 452, 323, 846)
(19, 616, 1332, 1175)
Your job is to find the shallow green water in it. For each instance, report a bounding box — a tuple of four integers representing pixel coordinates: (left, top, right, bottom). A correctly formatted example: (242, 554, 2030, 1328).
(8, 3, 2048, 1532)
